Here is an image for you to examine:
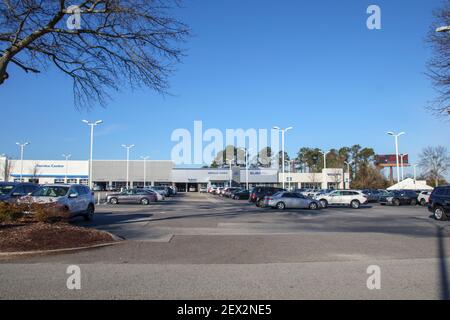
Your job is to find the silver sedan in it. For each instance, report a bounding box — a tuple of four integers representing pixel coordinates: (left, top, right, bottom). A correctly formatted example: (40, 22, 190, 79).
(264, 191, 322, 210)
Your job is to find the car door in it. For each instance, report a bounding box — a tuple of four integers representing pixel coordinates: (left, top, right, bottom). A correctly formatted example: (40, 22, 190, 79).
(67, 186, 81, 212)
(293, 193, 309, 208)
(328, 191, 342, 205)
(443, 188, 450, 210)
(281, 193, 296, 208)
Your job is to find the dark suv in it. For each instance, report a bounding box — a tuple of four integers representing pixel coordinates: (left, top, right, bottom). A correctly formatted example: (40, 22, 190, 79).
(249, 186, 286, 207)
(0, 182, 40, 203)
(379, 190, 418, 206)
(428, 185, 450, 221)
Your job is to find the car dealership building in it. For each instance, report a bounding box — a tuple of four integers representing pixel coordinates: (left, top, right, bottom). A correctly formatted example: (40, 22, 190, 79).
(0, 156, 349, 191)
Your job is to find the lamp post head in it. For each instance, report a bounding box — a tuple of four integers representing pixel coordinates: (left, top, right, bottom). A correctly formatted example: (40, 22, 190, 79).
(285, 126, 293, 132)
(82, 120, 89, 124)
(95, 120, 103, 125)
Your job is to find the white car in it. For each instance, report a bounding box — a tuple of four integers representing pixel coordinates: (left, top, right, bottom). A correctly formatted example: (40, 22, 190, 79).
(199, 186, 208, 193)
(315, 190, 368, 209)
(418, 191, 432, 206)
(19, 184, 95, 220)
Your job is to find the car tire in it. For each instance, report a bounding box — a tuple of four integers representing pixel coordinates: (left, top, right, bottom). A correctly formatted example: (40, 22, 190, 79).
(276, 202, 286, 210)
(109, 197, 118, 205)
(350, 200, 360, 209)
(141, 198, 150, 205)
(320, 199, 328, 208)
(83, 204, 95, 221)
(420, 199, 427, 206)
(309, 202, 318, 210)
(393, 199, 400, 206)
(257, 199, 263, 207)
(434, 206, 448, 221)
(410, 199, 417, 206)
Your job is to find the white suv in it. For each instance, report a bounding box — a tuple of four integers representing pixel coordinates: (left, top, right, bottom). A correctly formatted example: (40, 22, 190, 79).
(21, 184, 95, 221)
(418, 191, 432, 206)
(316, 190, 368, 209)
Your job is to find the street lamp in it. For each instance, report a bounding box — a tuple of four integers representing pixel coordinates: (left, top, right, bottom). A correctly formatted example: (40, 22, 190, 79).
(344, 160, 354, 189)
(320, 150, 331, 169)
(238, 147, 252, 190)
(413, 164, 419, 183)
(121, 144, 135, 189)
(387, 131, 405, 183)
(400, 153, 408, 181)
(141, 156, 150, 187)
(62, 153, 72, 183)
(226, 158, 234, 187)
(16, 142, 30, 182)
(273, 126, 293, 189)
(82, 120, 103, 188)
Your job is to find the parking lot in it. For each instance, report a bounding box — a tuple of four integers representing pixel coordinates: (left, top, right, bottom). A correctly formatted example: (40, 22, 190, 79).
(1, 192, 450, 299)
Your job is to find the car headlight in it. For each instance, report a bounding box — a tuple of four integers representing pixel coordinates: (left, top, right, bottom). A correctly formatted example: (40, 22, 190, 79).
(386, 197, 393, 201)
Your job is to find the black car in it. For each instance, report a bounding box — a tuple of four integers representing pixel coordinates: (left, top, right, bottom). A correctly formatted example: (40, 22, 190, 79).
(232, 189, 250, 200)
(249, 186, 286, 207)
(361, 189, 383, 202)
(379, 190, 418, 206)
(428, 185, 450, 221)
(0, 182, 40, 203)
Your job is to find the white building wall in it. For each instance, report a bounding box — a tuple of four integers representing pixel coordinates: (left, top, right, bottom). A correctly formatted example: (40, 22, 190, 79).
(8, 160, 88, 184)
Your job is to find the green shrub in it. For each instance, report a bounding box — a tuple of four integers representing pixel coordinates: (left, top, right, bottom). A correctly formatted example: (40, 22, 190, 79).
(0, 202, 26, 223)
(0, 201, 69, 223)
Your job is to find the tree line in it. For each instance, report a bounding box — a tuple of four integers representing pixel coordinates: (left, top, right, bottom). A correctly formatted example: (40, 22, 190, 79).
(207, 145, 450, 189)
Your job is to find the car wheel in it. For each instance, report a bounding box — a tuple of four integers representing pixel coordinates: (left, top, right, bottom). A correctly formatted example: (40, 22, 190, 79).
(257, 199, 263, 207)
(410, 199, 417, 206)
(83, 204, 95, 221)
(420, 199, 427, 206)
(276, 202, 286, 210)
(393, 199, 400, 206)
(434, 207, 448, 221)
(141, 198, 150, 205)
(320, 199, 328, 208)
(109, 197, 118, 205)
(350, 200, 360, 209)
(309, 202, 318, 210)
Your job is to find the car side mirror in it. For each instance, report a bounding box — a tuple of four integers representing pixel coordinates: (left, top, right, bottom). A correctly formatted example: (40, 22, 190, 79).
(68, 193, 78, 198)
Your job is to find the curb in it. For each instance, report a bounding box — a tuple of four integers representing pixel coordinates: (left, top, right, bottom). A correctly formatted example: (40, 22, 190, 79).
(0, 232, 125, 257)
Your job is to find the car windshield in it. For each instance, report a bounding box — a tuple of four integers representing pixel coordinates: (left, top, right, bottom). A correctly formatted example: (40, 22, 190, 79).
(0, 185, 14, 195)
(33, 186, 69, 197)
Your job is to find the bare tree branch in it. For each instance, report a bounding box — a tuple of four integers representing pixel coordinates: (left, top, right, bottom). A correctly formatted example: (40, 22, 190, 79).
(0, 0, 189, 109)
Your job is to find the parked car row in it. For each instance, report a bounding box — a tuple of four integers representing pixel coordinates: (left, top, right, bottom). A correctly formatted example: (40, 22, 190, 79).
(106, 186, 177, 205)
(0, 182, 96, 221)
(206, 184, 450, 218)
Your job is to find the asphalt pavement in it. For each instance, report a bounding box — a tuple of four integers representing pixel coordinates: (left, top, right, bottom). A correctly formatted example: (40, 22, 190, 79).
(1, 192, 449, 299)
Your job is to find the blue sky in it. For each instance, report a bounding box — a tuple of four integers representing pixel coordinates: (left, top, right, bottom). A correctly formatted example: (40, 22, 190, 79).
(1, 0, 449, 177)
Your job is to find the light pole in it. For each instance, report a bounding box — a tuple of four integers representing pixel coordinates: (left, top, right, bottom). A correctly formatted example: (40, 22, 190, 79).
(321, 150, 330, 169)
(141, 156, 150, 187)
(400, 153, 408, 181)
(16, 142, 30, 182)
(344, 160, 353, 189)
(287, 160, 295, 190)
(387, 131, 405, 183)
(122, 144, 135, 189)
(62, 153, 72, 183)
(226, 158, 234, 187)
(273, 126, 293, 189)
(238, 147, 251, 190)
(82, 120, 103, 189)
(413, 164, 418, 183)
